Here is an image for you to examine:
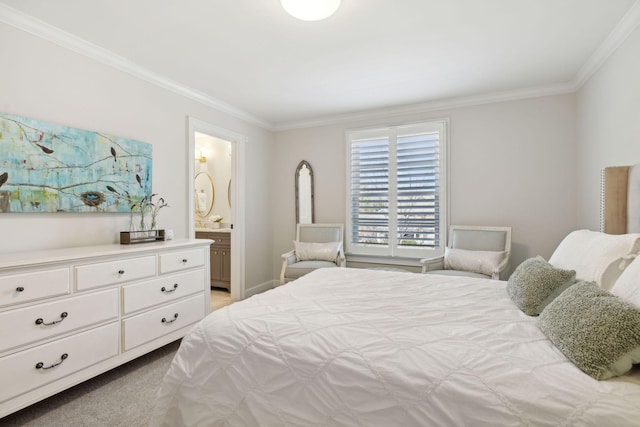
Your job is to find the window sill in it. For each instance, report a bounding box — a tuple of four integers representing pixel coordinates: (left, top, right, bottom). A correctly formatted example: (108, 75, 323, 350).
(345, 254, 424, 267)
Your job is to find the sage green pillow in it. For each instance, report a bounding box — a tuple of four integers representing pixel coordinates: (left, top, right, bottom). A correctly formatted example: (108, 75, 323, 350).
(506, 256, 576, 316)
(539, 281, 640, 380)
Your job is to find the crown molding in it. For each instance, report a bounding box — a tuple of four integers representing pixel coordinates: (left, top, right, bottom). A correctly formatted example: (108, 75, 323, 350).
(275, 0, 640, 131)
(0, 3, 273, 130)
(2, 2, 639, 133)
(273, 82, 576, 131)
(573, 0, 640, 88)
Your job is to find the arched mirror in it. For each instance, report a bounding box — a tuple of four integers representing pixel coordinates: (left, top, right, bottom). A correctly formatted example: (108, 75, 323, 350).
(295, 160, 314, 224)
(194, 172, 214, 218)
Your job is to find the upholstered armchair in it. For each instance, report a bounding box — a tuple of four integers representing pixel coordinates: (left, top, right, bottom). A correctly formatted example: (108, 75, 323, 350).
(421, 225, 512, 280)
(280, 223, 345, 284)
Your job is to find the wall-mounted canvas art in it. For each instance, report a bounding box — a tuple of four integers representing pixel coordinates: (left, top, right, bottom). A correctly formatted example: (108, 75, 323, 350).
(0, 113, 152, 213)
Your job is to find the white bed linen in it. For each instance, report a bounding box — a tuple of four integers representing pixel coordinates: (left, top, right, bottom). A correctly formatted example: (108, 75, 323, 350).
(151, 268, 640, 427)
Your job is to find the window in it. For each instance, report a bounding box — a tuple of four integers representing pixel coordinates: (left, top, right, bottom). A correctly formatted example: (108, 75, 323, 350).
(346, 120, 448, 259)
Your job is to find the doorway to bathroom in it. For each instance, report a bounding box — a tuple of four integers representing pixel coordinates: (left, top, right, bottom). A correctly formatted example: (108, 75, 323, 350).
(187, 117, 246, 302)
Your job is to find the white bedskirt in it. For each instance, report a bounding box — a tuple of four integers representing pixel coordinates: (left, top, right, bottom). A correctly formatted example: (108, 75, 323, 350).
(151, 268, 640, 426)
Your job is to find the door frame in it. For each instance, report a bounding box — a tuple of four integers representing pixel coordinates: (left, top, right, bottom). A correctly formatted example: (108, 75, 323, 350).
(187, 116, 246, 301)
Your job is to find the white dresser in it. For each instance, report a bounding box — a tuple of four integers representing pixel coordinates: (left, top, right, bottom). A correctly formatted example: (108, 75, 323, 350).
(0, 239, 211, 418)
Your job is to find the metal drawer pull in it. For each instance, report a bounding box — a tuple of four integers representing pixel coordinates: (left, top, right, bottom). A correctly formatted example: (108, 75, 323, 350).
(35, 312, 68, 326)
(36, 353, 68, 370)
(161, 283, 179, 293)
(118, 270, 125, 275)
(161, 313, 179, 324)
(16, 286, 25, 292)
(181, 258, 188, 263)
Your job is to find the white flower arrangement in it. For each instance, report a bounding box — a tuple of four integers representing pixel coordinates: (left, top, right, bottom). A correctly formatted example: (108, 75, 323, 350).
(208, 214, 223, 223)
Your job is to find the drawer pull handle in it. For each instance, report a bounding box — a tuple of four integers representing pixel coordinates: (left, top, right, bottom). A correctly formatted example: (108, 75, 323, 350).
(35, 312, 68, 326)
(16, 286, 25, 292)
(161, 313, 179, 324)
(35, 353, 68, 370)
(181, 259, 188, 263)
(118, 270, 125, 275)
(161, 283, 179, 293)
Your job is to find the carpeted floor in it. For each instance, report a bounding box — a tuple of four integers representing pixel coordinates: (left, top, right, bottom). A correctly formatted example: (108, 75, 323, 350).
(0, 339, 181, 427)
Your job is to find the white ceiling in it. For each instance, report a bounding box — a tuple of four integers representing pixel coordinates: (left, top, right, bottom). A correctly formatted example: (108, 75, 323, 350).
(0, 0, 638, 129)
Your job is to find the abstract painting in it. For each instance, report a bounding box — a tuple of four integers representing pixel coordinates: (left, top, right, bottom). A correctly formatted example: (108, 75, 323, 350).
(0, 113, 152, 213)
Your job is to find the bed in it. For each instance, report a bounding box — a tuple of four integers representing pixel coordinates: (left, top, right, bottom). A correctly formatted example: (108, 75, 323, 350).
(151, 267, 640, 426)
(151, 165, 640, 426)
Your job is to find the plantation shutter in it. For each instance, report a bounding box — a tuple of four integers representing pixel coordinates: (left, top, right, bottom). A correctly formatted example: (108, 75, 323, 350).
(350, 136, 390, 246)
(347, 120, 447, 257)
(396, 129, 440, 248)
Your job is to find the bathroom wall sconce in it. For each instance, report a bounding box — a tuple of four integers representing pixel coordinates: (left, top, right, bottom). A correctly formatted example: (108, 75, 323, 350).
(196, 148, 207, 163)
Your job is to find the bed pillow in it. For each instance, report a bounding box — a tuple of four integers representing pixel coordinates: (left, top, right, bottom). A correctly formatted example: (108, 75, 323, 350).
(611, 256, 640, 307)
(294, 241, 341, 262)
(506, 256, 576, 316)
(548, 229, 640, 290)
(538, 281, 640, 380)
(443, 247, 508, 277)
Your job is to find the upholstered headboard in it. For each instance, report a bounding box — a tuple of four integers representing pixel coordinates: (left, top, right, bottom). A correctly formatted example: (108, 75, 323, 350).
(601, 164, 640, 234)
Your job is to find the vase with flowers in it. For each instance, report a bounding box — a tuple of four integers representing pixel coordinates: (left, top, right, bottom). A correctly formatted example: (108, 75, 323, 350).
(208, 214, 223, 229)
(121, 193, 169, 244)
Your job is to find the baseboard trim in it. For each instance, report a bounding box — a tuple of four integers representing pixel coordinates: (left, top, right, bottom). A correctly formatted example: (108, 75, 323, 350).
(244, 280, 279, 298)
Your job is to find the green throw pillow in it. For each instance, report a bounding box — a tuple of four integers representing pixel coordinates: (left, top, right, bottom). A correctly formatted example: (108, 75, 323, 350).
(507, 256, 576, 316)
(539, 281, 640, 380)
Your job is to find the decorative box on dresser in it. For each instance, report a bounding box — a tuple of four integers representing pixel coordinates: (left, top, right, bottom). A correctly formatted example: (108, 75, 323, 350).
(0, 239, 211, 418)
(195, 230, 231, 290)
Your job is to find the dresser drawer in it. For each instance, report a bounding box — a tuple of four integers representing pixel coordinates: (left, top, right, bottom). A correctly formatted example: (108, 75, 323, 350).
(122, 294, 204, 351)
(75, 255, 156, 291)
(0, 268, 70, 308)
(0, 322, 119, 403)
(0, 288, 119, 352)
(123, 269, 205, 314)
(159, 248, 204, 274)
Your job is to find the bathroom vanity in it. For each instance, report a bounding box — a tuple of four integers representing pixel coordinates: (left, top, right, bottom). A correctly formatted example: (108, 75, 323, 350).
(195, 229, 231, 290)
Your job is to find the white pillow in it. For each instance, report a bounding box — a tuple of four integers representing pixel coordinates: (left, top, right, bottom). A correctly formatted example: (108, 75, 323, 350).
(611, 256, 640, 307)
(444, 247, 508, 277)
(548, 230, 640, 290)
(294, 241, 341, 262)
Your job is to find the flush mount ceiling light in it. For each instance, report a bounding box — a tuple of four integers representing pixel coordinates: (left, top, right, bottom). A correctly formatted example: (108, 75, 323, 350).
(281, 0, 341, 21)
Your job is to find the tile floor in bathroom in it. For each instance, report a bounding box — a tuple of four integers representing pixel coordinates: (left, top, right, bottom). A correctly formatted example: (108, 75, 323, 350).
(210, 287, 233, 311)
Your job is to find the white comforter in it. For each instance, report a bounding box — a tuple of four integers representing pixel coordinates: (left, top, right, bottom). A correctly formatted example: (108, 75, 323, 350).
(151, 268, 640, 426)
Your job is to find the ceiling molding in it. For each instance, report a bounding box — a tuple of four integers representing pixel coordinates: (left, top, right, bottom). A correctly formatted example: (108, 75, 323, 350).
(273, 82, 576, 131)
(573, 0, 640, 88)
(1, 2, 638, 132)
(0, 3, 273, 130)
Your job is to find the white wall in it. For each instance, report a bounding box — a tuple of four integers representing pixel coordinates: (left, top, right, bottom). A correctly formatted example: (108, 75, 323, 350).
(576, 24, 640, 230)
(272, 94, 577, 277)
(0, 23, 275, 291)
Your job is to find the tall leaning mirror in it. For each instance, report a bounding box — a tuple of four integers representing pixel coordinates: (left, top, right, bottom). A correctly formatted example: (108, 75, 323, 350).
(295, 160, 314, 224)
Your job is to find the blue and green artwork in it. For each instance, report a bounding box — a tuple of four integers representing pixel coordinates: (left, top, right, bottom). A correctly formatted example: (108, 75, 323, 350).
(0, 113, 152, 213)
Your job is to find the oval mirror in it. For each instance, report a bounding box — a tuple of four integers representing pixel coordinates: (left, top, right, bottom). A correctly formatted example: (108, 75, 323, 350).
(194, 172, 214, 218)
(295, 160, 314, 224)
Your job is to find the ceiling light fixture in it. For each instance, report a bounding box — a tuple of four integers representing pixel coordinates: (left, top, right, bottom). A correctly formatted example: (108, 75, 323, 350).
(281, 0, 341, 21)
